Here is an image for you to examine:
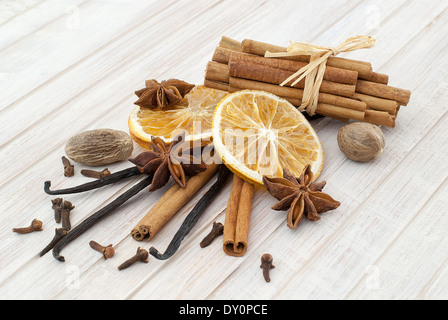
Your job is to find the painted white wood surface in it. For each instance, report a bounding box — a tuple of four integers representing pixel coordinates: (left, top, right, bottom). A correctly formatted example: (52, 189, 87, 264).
(0, 0, 447, 300)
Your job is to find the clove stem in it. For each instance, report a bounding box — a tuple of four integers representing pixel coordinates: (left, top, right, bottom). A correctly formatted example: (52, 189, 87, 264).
(50, 174, 154, 262)
(44, 167, 142, 195)
(200, 222, 224, 248)
(117, 247, 149, 270)
(89, 241, 115, 260)
(149, 165, 230, 260)
(12, 219, 43, 234)
(81, 169, 111, 179)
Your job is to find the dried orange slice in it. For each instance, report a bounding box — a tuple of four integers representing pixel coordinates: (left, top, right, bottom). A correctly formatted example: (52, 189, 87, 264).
(212, 90, 324, 185)
(129, 85, 228, 149)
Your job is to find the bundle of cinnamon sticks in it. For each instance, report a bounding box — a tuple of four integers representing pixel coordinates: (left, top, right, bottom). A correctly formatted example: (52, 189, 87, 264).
(204, 36, 411, 127)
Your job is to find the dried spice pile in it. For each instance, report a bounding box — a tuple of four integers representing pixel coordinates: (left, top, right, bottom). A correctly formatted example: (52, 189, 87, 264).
(14, 35, 411, 284)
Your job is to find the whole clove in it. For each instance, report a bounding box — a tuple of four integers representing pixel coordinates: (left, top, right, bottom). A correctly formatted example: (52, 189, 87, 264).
(260, 254, 275, 283)
(39, 228, 67, 257)
(118, 247, 149, 270)
(51, 198, 64, 223)
(62, 156, 75, 177)
(13, 219, 43, 234)
(81, 168, 111, 179)
(89, 241, 115, 260)
(200, 222, 224, 248)
(60, 200, 75, 231)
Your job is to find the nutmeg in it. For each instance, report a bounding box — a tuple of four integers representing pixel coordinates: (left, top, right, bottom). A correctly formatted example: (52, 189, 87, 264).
(337, 123, 385, 162)
(65, 129, 134, 166)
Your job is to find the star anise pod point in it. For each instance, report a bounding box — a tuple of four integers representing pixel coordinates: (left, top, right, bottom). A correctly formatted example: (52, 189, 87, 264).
(263, 165, 341, 229)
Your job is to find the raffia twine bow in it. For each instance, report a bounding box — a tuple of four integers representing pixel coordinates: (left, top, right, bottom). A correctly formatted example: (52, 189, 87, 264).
(265, 36, 376, 116)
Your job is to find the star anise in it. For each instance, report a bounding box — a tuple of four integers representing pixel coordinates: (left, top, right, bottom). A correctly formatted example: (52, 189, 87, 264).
(134, 79, 195, 109)
(129, 132, 207, 192)
(262, 165, 341, 229)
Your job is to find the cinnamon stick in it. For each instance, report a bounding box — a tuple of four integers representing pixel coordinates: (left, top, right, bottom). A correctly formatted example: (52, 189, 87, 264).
(241, 38, 375, 81)
(229, 50, 358, 85)
(316, 103, 365, 122)
(205, 60, 357, 99)
(229, 60, 356, 97)
(364, 109, 396, 128)
(353, 92, 399, 115)
(205, 61, 229, 84)
(228, 77, 366, 112)
(207, 37, 407, 127)
(206, 78, 400, 126)
(213, 46, 358, 85)
(228, 77, 399, 118)
(204, 64, 401, 116)
(148, 166, 231, 260)
(240, 39, 288, 57)
(356, 80, 411, 106)
(226, 88, 364, 120)
(219, 36, 242, 51)
(204, 79, 366, 123)
(131, 164, 219, 242)
(204, 78, 229, 92)
(362, 72, 389, 85)
(223, 175, 255, 257)
(212, 46, 248, 64)
(219, 36, 388, 84)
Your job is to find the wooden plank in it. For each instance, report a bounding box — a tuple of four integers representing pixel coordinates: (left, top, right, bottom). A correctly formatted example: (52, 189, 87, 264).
(0, 0, 171, 111)
(221, 0, 364, 45)
(0, 0, 447, 300)
(0, 0, 44, 26)
(345, 177, 448, 299)
(316, 1, 420, 63)
(0, 0, 87, 51)
(418, 258, 448, 300)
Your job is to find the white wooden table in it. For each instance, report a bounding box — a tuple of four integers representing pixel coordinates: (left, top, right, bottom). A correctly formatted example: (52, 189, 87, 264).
(0, 0, 447, 300)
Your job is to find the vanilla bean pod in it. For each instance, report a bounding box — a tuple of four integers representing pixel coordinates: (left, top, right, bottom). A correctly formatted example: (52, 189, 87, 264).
(44, 166, 142, 195)
(149, 165, 230, 260)
(50, 174, 154, 262)
(39, 228, 67, 257)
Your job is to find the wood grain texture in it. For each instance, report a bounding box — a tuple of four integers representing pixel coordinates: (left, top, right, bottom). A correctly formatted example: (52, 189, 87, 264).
(0, 0, 447, 300)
